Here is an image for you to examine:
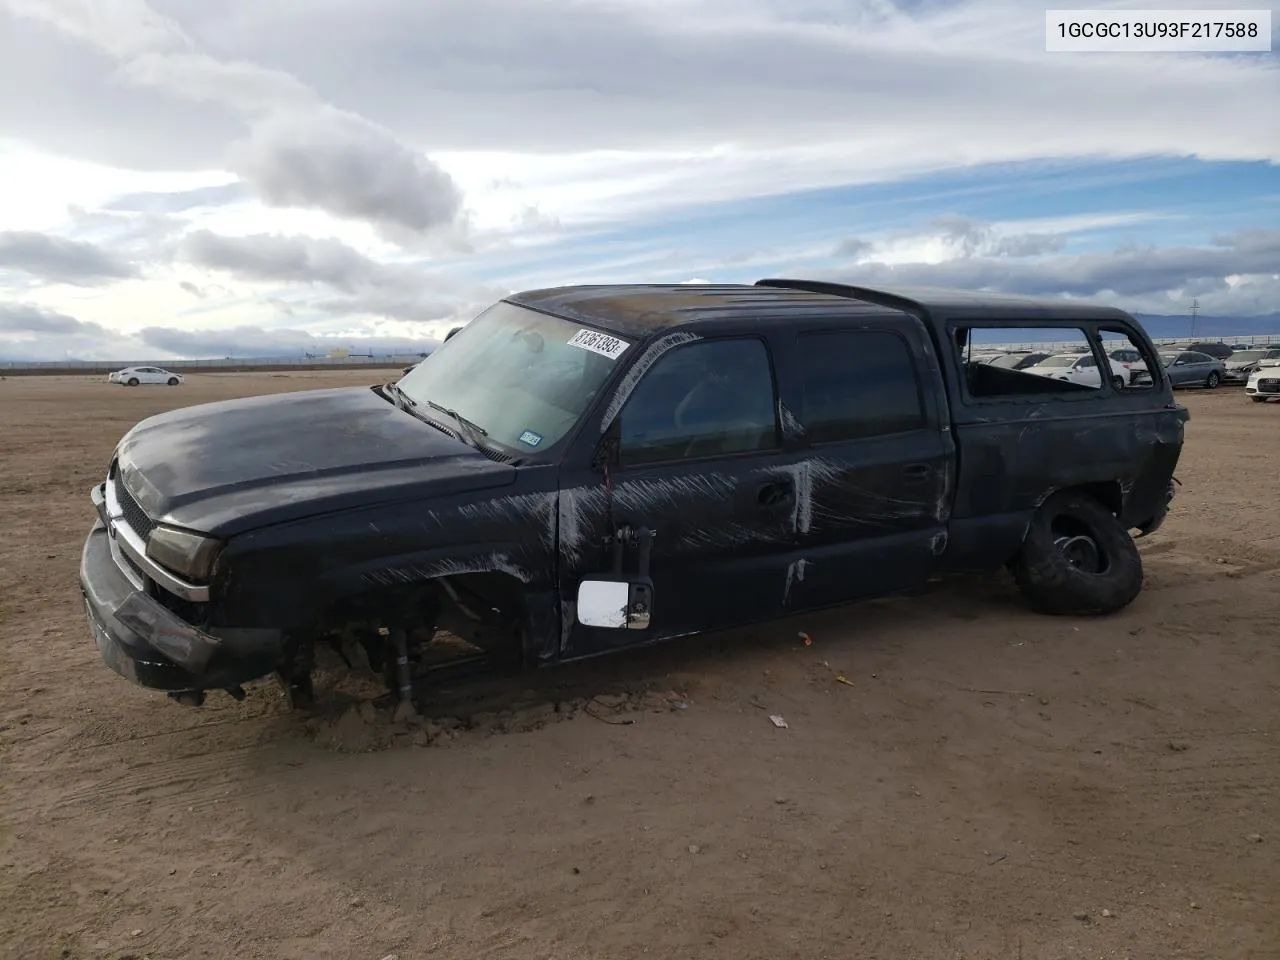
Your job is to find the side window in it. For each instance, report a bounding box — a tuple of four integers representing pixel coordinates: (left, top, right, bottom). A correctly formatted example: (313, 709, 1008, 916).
(617, 338, 778, 466)
(796, 330, 925, 442)
(959, 326, 1101, 398)
(1097, 327, 1159, 391)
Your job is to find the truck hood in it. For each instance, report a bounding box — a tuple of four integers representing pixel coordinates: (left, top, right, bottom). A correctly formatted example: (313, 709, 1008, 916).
(114, 385, 517, 537)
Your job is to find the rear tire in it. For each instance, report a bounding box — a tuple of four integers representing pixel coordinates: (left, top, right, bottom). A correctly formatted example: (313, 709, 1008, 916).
(127, 377, 139, 386)
(1251, 395, 1268, 403)
(1205, 371, 1221, 389)
(1111, 375, 1125, 391)
(1012, 490, 1143, 616)
(167, 377, 179, 385)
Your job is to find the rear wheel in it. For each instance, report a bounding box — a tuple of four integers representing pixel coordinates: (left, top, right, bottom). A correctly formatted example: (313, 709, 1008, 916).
(1205, 371, 1221, 389)
(1111, 375, 1125, 391)
(167, 377, 179, 385)
(127, 377, 139, 386)
(1012, 490, 1143, 616)
(1251, 395, 1268, 403)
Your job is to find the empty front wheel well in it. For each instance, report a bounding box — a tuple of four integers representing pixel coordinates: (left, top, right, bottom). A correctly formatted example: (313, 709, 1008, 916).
(315, 572, 530, 660)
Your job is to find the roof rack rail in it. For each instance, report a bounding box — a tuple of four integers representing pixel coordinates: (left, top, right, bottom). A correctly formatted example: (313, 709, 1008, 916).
(754, 279, 928, 318)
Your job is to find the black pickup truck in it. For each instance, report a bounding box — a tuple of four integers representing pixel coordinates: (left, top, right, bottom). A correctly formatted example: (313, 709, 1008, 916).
(80, 280, 1187, 712)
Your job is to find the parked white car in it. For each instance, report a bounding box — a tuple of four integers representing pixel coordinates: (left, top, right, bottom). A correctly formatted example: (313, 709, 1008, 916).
(1245, 359, 1280, 402)
(108, 366, 184, 386)
(1105, 346, 1149, 382)
(1023, 353, 1130, 389)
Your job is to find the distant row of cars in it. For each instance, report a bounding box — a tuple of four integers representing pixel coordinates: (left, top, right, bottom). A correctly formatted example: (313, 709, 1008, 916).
(972, 342, 1280, 395)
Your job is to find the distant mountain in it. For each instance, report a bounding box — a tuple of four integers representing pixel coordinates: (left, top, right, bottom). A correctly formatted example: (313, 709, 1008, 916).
(1132, 313, 1280, 341)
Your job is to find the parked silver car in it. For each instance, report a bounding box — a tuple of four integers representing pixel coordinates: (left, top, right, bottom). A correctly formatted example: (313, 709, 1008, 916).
(1224, 348, 1280, 384)
(1156, 350, 1226, 389)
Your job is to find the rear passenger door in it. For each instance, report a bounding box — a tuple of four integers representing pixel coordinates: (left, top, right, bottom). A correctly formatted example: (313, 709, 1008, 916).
(780, 326, 953, 613)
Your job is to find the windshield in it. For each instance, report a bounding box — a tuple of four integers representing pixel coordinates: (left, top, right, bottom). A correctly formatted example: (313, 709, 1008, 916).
(1231, 350, 1267, 362)
(1035, 355, 1077, 368)
(396, 301, 631, 453)
(1159, 354, 1179, 366)
(989, 354, 1028, 368)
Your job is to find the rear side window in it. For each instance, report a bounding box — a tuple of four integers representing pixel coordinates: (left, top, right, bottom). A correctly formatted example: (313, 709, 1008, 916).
(795, 330, 925, 442)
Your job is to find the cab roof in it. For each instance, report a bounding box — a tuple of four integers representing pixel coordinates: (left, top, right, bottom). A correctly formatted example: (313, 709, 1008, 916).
(506, 280, 1136, 340)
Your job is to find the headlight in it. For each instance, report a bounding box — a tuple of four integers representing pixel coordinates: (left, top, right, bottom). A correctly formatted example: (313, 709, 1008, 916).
(146, 525, 222, 581)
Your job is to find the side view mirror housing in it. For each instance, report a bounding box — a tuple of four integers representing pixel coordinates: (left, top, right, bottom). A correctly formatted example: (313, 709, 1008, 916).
(575, 524, 655, 630)
(577, 578, 653, 629)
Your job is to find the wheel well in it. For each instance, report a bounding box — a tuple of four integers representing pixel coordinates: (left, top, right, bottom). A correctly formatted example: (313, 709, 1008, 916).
(315, 571, 530, 659)
(1053, 481, 1123, 516)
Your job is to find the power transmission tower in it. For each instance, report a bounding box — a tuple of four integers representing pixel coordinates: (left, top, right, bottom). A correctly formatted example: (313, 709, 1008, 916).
(1190, 298, 1199, 338)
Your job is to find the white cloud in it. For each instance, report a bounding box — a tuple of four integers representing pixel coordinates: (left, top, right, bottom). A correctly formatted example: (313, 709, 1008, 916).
(0, 0, 1277, 359)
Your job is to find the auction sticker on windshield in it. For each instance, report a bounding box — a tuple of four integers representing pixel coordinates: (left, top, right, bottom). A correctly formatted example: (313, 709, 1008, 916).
(567, 329, 630, 359)
(518, 430, 544, 447)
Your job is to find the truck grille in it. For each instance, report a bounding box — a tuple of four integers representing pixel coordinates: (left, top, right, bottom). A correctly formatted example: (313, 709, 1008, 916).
(114, 477, 157, 538)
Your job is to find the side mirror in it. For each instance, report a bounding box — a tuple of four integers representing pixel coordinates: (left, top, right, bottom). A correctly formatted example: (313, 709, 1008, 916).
(577, 578, 652, 630)
(576, 524, 655, 630)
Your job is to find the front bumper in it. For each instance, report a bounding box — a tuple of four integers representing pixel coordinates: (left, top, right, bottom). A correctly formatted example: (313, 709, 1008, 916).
(80, 520, 281, 692)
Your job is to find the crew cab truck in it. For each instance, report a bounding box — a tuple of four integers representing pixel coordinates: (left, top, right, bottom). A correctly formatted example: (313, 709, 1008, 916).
(79, 281, 1187, 712)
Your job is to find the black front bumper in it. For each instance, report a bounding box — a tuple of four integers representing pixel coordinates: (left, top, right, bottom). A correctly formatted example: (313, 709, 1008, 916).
(80, 521, 280, 692)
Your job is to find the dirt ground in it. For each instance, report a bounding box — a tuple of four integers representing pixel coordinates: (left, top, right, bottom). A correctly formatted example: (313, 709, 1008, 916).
(2, 371, 1277, 960)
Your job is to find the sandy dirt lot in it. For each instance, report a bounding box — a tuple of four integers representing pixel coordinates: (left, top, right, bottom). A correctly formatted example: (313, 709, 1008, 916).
(2, 371, 1277, 960)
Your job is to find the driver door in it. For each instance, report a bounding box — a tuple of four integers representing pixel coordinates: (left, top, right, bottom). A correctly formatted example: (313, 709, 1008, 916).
(557, 335, 801, 658)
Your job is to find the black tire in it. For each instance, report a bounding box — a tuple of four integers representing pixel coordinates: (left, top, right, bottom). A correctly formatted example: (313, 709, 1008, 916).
(1205, 371, 1221, 389)
(127, 377, 139, 386)
(1251, 395, 1268, 403)
(1111, 375, 1125, 391)
(167, 377, 179, 385)
(1012, 490, 1143, 616)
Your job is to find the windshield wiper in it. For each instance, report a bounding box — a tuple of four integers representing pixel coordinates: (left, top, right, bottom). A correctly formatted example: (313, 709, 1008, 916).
(424, 399, 489, 450)
(385, 381, 417, 409)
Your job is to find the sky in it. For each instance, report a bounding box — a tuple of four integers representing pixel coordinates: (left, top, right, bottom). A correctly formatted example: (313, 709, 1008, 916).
(0, 0, 1277, 361)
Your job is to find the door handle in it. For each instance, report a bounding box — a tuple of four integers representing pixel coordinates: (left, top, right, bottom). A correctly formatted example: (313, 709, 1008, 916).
(901, 463, 932, 481)
(757, 479, 795, 509)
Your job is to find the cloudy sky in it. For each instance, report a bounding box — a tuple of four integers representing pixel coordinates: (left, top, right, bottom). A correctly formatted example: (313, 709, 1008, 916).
(0, 0, 1277, 360)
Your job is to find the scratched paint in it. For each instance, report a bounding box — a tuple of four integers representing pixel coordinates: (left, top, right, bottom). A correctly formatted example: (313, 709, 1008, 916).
(364, 551, 533, 587)
(766, 459, 842, 534)
(778, 401, 805, 439)
(455, 492, 558, 552)
(782, 558, 809, 604)
(599, 331, 702, 431)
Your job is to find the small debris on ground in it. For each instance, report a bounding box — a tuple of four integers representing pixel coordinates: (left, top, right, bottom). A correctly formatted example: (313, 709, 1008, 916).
(798, 632, 813, 646)
(1073, 911, 1090, 922)
(688, 844, 701, 854)
(1245, 833, 1263, 843)
(1168, 739, 1190, 752)
(834, 675, 854, 687)
(769, 714, 789, 729)
(1101, 909, 1114, 918)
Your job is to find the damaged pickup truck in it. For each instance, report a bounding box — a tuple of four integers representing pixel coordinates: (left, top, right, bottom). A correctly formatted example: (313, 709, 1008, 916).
(80, 280, 1187, 712)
